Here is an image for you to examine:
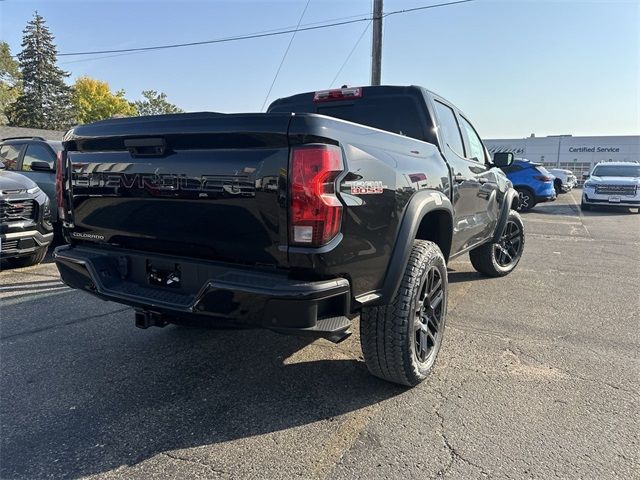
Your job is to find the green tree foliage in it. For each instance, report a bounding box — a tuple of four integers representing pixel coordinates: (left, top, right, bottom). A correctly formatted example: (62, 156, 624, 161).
(7, 12, 74, 129)
(72, 76, 137, 124)
(0, 42, 22, 125)
(134, 90, 183, 116)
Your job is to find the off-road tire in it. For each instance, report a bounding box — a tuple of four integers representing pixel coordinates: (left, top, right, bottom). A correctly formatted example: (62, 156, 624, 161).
(516, 187, 535, 211)
(470, 210, 525, 277)
(7, 247, 47, 268)
(360, 240, 447, 387)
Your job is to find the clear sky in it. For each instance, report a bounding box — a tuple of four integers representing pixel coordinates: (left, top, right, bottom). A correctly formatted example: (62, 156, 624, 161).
(1, 0, 638, 138)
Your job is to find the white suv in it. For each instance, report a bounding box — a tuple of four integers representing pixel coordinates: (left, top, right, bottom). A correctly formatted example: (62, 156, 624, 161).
(582, 162, 640, 212)
(549, 168, 577, 194)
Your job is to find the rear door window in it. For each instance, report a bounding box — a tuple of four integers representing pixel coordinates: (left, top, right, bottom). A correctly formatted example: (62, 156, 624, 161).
(0, 144, 24, 170)
(22, 144, 55, 171)
(433, 101, 465, 157)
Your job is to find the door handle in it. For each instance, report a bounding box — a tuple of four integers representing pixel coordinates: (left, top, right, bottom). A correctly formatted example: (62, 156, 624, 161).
(453, 175, 465, 183)
(478, 177, 489, 184)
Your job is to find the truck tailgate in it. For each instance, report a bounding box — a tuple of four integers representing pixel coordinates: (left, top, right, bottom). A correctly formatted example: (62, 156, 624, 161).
(64, 113, 292, 267)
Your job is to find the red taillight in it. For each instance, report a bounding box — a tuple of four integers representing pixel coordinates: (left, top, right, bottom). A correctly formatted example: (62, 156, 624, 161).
(55, 150, 65, 220)
(313, 87, 362, 103)
(534, 175, 553, 182)
(290, 145, 344, 246)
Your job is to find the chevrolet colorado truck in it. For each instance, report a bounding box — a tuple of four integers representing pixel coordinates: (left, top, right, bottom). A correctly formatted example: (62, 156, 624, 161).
(54, 85, 523, 386)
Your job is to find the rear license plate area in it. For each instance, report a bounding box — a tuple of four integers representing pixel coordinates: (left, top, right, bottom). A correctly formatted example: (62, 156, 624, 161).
(146, 260, 182, 288)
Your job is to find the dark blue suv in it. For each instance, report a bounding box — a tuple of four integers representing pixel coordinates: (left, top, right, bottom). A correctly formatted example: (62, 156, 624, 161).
(499, 158, 556, 211)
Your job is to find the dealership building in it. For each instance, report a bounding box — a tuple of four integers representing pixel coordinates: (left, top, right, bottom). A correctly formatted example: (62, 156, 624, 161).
(484, 135, 639, 180)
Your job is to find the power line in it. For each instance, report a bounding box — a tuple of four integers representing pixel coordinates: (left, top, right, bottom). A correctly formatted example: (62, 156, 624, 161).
(57, 17, 372, 57)
(51, 0, 476, 58)
(58, 13, 372, 65)
(330, 21, 372, 88)
(260, 0, 311, 111)
(60, 50, 142, 65)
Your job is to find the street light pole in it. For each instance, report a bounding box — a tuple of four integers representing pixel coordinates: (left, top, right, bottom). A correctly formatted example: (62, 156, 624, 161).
(371, 0, 383, 86)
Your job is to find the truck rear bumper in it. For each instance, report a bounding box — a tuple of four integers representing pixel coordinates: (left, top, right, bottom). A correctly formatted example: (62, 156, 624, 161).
(54, 245, 352, 340)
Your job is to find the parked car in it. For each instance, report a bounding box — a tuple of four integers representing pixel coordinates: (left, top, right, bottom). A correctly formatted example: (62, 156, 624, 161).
(582, 162, 640, 212)
(0, 136, 62, 226)
(54, 85, 523, 387)
(498, 158, 556, 211)
(0, 163, 54, 267)
(548, 168, 577, 194)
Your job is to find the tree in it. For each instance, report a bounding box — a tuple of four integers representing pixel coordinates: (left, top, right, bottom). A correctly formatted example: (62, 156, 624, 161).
(0, 42, 22, 125)
(7, 12, 74, 129)
(72, 76, 136, 124)
(134, 90, 183, 116)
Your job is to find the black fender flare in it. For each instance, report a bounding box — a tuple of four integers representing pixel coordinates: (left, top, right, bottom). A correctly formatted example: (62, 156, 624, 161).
(492, 187, 519, 242)
(377, 190, 453, 305)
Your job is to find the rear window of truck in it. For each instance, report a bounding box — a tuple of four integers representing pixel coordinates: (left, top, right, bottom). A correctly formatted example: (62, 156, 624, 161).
(270, 95, 431, 142)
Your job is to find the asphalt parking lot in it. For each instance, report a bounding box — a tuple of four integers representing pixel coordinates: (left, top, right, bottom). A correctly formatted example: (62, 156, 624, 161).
(1, 188, 638, 480)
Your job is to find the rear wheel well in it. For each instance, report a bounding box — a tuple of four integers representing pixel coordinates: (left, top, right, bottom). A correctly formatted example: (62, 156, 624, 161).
(415, 210, 453, 261)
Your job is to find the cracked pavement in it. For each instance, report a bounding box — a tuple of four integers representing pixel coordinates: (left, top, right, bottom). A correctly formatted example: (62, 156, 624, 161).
(1, 189, 638, 479)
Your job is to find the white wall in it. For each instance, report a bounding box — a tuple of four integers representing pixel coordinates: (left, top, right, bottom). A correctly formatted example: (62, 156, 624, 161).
(485, 135, 640, 179)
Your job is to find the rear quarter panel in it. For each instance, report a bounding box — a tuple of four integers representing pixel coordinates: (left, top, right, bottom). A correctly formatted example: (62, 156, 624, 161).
(288, 114, 450, 298)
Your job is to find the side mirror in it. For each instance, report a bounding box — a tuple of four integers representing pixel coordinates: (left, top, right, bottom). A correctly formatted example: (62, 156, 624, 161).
(30, 161, 54, 172)
(493, 152, 514, 168)
(0, 161, 5, 170)
(582, 172, 590, 180)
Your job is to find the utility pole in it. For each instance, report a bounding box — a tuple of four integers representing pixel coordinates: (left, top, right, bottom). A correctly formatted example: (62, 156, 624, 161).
(371, 0, 383, 86)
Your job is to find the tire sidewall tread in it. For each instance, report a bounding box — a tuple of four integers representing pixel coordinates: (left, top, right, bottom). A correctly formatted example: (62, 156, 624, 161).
(361, 240, 447, 386)
(469, 209, 525, 277)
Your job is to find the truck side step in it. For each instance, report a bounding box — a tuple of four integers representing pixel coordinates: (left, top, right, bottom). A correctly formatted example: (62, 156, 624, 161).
(272, 316, 352, 343)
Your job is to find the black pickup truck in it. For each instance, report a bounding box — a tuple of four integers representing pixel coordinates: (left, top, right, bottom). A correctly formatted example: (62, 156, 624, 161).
(54, 85, 522, 386)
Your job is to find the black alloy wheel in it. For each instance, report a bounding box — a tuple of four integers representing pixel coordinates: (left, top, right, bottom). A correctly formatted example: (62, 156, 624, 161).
(414, 266, 445, 363)
(494, 219, 523, 268)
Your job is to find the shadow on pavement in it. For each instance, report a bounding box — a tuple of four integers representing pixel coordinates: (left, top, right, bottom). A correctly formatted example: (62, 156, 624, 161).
(0, 296, 404, 479)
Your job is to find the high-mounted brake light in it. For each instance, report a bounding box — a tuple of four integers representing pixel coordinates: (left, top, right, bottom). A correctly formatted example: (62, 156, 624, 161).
(54, 150, 66, 220)
(290, 145, 344, 246)
(313, 87, 362, 103)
